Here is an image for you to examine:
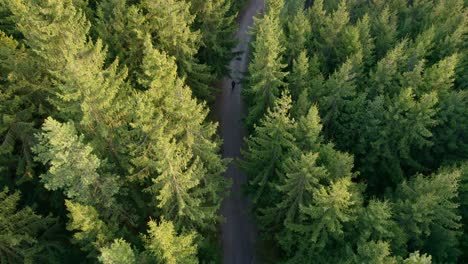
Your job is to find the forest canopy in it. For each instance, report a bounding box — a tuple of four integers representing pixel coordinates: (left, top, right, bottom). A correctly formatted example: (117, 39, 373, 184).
(241, 0, 467, 263)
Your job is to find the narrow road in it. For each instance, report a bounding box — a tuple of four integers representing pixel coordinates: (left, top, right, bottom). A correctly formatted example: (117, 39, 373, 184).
(215, 0, 264, 263)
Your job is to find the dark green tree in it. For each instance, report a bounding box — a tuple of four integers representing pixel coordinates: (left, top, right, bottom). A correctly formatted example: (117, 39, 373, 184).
(0, 188, 61, 264)
(142, 0, 214, 101)
(241, 92, 296, 208)
(392, 168, 462, 263)
(190, 0, 237, 77)
(243, 1, 288, 128)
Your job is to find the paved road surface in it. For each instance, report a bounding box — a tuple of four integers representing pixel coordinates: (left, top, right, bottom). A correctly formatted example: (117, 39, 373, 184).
(215, 0, 264, 263)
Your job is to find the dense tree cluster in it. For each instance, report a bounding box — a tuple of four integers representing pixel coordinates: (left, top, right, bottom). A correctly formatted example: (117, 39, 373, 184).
(242, 0, 467, 263)
(0, 0, 237, 263)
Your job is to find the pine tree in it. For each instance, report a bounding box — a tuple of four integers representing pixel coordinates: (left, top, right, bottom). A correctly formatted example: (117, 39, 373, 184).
(65, 200, 114, 255)
(260, 152, 326, 253)
(392, 168, 462, 263)
(241, 92, 296, 208)
(244, 2, 288, 128)
(0, 188, 60, 264)
(288, 50, 309, 98)
(7, 0, 130, 168)
(422, 55, 467, 167)
(285, 10, 311, 65)
(360, 89, 438, 190)
(143, 219, 198, 264)
(142, 0, 214, 101)
(403, 251, 432, 264)
(93, 0, 147, 85)
(98, 239, 136, 264)
(130, 37, 226, 230)
(33, 117, 119, 208)
(190, 0, 237, 77)
(368, 40, 408, 98)
(286, 176, 362, 261)
(370, 6, 398, 61)
(354, 240, 397, 264)
(0, 30, 51, 183)
(320, 52, 362, 138)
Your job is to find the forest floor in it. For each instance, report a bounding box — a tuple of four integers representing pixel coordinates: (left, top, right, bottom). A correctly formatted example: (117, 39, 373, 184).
(214, 0, 264, 263)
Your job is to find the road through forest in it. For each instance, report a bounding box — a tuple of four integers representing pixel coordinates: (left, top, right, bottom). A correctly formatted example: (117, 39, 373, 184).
(215, 0, 264, 263)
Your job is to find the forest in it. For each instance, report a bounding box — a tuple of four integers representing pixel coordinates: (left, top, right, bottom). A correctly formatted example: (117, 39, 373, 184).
(0, 0, 466, 264)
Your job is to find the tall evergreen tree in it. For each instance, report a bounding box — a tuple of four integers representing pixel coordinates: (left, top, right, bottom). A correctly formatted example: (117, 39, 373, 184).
(0, 188, 61, 264)
(143, 219, 198, 264)
(129, 37, 226, 230)
(392, 168, 462, 263)
(241, 92, 296, 208)
(190, 0, 237, 77)
(285, 10, 311, 65)
(98, 239, 136, 264)
(93, 0, 147, 85)
(33, 117, 119, 208)
(243, 0, 288, 128)
(142, 0, 214, 101)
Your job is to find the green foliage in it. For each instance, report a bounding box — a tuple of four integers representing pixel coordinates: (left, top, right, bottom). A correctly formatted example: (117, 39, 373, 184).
(33, 118, 119, 208)
(190, 0, 237, 77)
(143, 219, 198, 264)
(93, 0, 147, 85)
(65, 200, 113, 255)
(392, 168, 462, 262)
(403, 251, 432, 264)
(98, 238, 136, 264)
(241, 92, 296, 208)
(130, 38, 226, 230)
(243, 0, 288, 128)
(0, 188, 60, 264)
(142, 0, 214, 101)
(245, 0, 467, 262)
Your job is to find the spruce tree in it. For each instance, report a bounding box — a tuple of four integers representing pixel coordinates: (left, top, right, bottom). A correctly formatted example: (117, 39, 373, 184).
(130, 37, 226, 230)
(241, 92, 296, 208)
(288, 50, 310, 107)
(392, 168, 462, 263)
(65, 200, 114, 255)
(190, 0, 237, 77)
(93, 0, 147, 85)
(285, 10, 311, 65)
(0, 30, 50, 183)
(33, 118, 119, 208)
(0, 188, 60, 264)
(244, 0, 288, 128)
(142, 0, 214, 101)
(370, 6, 398, 61)
(98, 239, 136, 264)
(143, 219, 198, 264)
(320, 52, 362, 138)
(7, 0, 130, 168)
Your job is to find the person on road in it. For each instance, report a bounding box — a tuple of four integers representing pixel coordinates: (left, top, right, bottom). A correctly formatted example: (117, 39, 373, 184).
(231, 79, 236, 91)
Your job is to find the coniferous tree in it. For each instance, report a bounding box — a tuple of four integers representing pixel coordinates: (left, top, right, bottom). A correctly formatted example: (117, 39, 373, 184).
(190, 0, 237, 77)
(143, 219, 198, 264)
(0, 30, 51, 183)
(93, 0, 147, 85)
(285, 10, 311, 65)
(33, 118, 119, 208)
(241, 92, 296, 208)
(129, 37, 226, 230)
(243, 0, 288, 128)
(98, 239, 136, 264)
(370, 6, 398, 61)
(0, 188, 61, 264)
(392, 168, 462, 263)
(142, 0, 214, 101)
